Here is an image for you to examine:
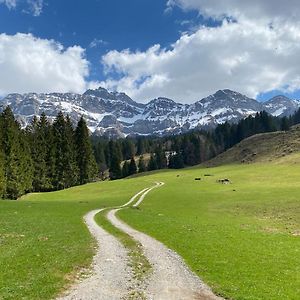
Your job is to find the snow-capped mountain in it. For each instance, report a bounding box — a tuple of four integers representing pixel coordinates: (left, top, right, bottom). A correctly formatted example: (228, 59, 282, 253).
(263, 95, 300, 117)
(1, 87, 299, 137)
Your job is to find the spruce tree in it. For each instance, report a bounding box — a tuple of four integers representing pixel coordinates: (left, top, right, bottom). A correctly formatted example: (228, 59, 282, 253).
(1, 107, 33, 199)
(128, 157, 137, 175)
(168, 153, 184, 169)
(122, 160, 129, 178)
(39, 112, 55, 191)
(155, 146, 167, 169)
(52, 112, 78, 189)
(0, 114, 5, 198)
(138, 156, 146, 173)
(75, 117, 98, 184)
(28, 116, 50, 192)
(109, 140, 123, 180)
(109, 154, 122, 180)
(148, 154, 158, 171)
(0, 152, 5, 198)
(64, 116, 79, 187)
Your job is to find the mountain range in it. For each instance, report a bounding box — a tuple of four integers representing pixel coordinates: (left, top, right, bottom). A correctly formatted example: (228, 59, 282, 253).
(1, 87, 299, 137)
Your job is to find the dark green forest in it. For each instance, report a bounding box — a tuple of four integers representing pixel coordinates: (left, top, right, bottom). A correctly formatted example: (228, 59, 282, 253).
(0, 105, 298, 199)
(0, 107, 97, 199)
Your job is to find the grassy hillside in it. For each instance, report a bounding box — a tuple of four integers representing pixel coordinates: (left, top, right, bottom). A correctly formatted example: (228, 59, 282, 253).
(119, 159, 300, 300)
(1, 141, 300, 299)
(0, 180, 149, 300)
(206, 125, 300, 166)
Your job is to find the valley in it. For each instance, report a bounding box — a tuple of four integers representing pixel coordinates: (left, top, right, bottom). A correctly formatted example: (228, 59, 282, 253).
(1, 149, 300, 299)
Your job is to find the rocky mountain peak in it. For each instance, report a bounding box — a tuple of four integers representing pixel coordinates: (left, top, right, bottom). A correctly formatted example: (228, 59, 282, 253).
(1, 86, 299, 138)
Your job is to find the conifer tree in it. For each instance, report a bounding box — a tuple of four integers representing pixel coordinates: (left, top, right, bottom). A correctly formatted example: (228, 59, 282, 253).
(39, 112, 56, 191)
(122, 160, 129, 178)
(1, 107, 33, 199)
(64, 116, 79, 187)
(128, 157, 137, 175)
(109, 154, 122, 180)
(52, 112, 78, 189)
(168, 153, 184, 169)
(75, 117, 98, 184)
(148, 154, 158, 171)
(155, 146, 167, 169)
(0, 150, 5, 198)
(28, 116, 50, 192)
(138, 155, 146, 173)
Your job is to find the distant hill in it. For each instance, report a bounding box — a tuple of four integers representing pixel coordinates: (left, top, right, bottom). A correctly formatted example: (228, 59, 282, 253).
(206, 125, 300, 166)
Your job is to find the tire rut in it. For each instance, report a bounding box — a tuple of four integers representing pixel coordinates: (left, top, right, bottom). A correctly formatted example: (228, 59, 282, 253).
(58, 182, 222, 300)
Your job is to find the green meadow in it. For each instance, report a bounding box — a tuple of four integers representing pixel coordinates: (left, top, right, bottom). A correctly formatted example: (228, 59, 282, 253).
(120, 160, 300, 300)
(0, 180, 149, 300)
(1, 156, 300, 299)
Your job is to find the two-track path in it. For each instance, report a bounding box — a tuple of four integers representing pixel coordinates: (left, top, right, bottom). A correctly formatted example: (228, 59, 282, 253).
(58, 182, 222, 300)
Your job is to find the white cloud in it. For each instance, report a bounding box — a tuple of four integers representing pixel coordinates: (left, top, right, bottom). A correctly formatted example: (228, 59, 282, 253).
(0, 0, 44, 16)
(167, 0, 300, 23)
(0, 0, 17, 9)
(26, 0, 43, 16)
(99, 1, 300, 103)
(0, 33, 90, 95)
(89, 38, 108, 48)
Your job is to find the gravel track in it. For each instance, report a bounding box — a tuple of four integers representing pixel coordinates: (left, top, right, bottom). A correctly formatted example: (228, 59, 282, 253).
(57, 182, 222, 300)
(57, 209, 131, 300)
(108, 183, 221, 300)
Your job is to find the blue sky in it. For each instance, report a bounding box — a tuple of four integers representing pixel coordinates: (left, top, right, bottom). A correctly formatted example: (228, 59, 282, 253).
(0, 0, 199, 82)
(1, 0, 300, 102)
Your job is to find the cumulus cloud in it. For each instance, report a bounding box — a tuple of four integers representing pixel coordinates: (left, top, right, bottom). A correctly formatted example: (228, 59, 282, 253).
(167, 0, 300, 23)
(99, 0, 300, 103)
(0, 33, 90, 95)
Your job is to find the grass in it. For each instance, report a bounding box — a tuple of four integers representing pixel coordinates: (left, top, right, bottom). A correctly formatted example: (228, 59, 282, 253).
(95, 209, 151, 299)
(0, 179, 149, 300)
(1, 154, 300, 299)
(118, 158, 300, 300)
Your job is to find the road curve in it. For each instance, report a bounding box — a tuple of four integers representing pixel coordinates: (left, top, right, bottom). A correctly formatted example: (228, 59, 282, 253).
(58, 182, 222, 300)
(108, 183, 222, 300)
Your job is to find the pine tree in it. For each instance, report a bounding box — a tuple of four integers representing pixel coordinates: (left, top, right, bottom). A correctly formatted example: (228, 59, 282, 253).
(155, 146, 167, 169)
(0, 120, 5, 198)
(138, 156, 146, 173)
(0, 150, 5, 198)
(75, 117, 98, 184)
(52, 112, 78, 189)
(122, 160, 129, 178)
(128, 157, 137, 175)
(39, 112, 55, 191)
(109, 154, 122, 180)
(280, 116, 290, 131)
(137, 138, 145, 155)
(28, 116, 50, 192)
(1, 107, 33, 199)
(64, 116, 79, 187)
(148, 154, 158, 171)
(122, 139, 135, 160)
(168, 153, 184, 169)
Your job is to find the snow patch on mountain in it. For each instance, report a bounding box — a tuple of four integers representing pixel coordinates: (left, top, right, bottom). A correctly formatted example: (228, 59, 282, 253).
(1, 87, 299, 137)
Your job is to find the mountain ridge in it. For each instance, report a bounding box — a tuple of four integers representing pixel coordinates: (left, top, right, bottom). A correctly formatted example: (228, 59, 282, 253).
(1, 87, 299, 137)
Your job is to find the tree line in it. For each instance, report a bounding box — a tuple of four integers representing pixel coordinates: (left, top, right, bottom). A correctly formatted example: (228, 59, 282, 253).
(92, 110, 299, 178)
(1, 106, 300, 199)
(0, 107, 97, 199)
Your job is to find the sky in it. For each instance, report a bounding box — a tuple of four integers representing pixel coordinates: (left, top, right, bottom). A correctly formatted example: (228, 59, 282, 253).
(1, 0, 300, 103)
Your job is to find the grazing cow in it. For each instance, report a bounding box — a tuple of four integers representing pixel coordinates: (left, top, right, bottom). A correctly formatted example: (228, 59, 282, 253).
(217, 178, 231, 184)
